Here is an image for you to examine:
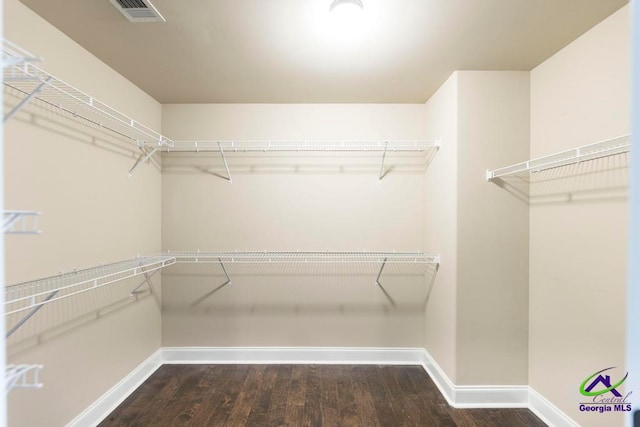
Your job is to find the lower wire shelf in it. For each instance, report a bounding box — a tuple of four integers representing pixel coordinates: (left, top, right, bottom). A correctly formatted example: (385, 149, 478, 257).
(5, 251, 438, 317)
(167, 250, 440, 264)
(5, 255, 175, 317)
(3, 251, 439, 390)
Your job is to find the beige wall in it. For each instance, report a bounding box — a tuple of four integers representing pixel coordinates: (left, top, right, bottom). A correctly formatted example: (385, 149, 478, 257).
(423, 71, 530, 386)
(423, 73, 458, 381)
(161, 104, 431, 347)
(457, 71, 530, 385)
(3, 0, 163, 425)
(530, 5, 630, 427)
(2, 1, 631, 424)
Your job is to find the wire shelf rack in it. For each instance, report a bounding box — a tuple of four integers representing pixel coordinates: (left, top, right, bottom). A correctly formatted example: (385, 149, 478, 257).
(155, 140, 440, 153)
(5, 365, 43, 392)
(148, 140, 441, 181)
(167, 251, 440, 264)
(3, 39, 440, 180)
(2, 38, 173, 147)
(3, 210, 41, 234)
(5, 256, 175, 316)
(486, 134, 631, 181)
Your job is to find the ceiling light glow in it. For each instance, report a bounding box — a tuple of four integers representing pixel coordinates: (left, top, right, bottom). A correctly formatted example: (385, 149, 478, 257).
(327, 0, 366, 40)
(329, 0, 364, 27)
(330, 0, 364, 15)
(311, 0, 376, 46)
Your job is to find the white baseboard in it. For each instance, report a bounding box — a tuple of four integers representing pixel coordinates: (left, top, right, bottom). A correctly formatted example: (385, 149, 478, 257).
(529, 387, 580, 427)
(419, 348, 457, 405)
(161, 346, 425, 365)
(419, 349, 529, 408)
(70, 347, 577, 427)
(66, 350, 162, 427)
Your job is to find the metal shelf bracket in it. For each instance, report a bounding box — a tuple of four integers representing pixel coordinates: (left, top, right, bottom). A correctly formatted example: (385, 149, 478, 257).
(218, 142, 232, 183)
(375, 257, 397, 306)
(5, 365, 43, 392)
(375, 257, 388, 287)
(3, 211, 41, 234)
(218, 257, 232, 287)
(378, 141, 389, 181)
(128, 146, 160, 177)
(129, 268, 160, 298)
(3, 76, 50, 123)
(6, 290, 58, 339)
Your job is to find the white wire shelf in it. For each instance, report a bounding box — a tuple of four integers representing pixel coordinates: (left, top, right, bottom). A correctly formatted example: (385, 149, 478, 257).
(167, 251, 440, 264)
(2, 38, 173, 147)
(145, 140, 440, 181)
(6, 365, 43, 392)
(3, 210, 41, 234)
(154, 140, 440, 153)
(486, 134, 631, 181)
(4, 251, 436, 318)
(5, 256, 175, 316)
(166, 251, 440, 305)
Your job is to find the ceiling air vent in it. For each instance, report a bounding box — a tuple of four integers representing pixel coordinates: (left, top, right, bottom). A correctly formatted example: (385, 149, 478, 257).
(109, 0, 166, 23)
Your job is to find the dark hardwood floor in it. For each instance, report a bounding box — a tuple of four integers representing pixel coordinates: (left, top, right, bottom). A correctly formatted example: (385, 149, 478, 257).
(99, 365, 546, 427)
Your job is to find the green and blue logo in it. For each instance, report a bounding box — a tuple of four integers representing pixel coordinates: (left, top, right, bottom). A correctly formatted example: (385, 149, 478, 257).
(579, 367, 633, 414)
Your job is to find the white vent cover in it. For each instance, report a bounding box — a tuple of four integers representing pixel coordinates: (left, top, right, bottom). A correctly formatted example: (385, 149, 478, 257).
(108, 0, 166, 23)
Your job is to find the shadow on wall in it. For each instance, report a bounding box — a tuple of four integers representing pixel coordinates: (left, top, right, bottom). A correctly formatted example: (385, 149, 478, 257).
(3, 88, 160, 173)
(5, 275, 160, 359)
(161, 263, 439, 317)
(491, 152, 629, 204)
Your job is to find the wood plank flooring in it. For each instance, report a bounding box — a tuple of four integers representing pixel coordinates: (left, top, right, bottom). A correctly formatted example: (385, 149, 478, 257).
(99, 365, 546, 427)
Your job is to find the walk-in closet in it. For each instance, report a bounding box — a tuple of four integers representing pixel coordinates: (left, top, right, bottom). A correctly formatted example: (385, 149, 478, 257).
(2, 0, 638, 426)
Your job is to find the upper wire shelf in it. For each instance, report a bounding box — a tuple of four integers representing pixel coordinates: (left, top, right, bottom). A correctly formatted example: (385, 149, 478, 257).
(3, 210, 41, 234)
(146, 140, 441, 182)
(486, 134, 631, 181)
(5, 365, 43, 392)
(5, 256, 175, 316)
(154, 140, 440, 153)
(167, 251, 440, 264)
(2, 40, 438, 179)
(2, 38, 173, 147)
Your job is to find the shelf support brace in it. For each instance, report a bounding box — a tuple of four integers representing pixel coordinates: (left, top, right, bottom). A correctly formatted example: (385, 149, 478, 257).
(3, 211, 41, 234)
(375, 257, 388, 287)
(6, 365, 44, 391)
(218, 142, 232, 183)
(6, 290, 58, 338)
(218, 257, 231, 287)
(128, 146, 159, 177)
(129, 268, 160, 297)
(375, 257, 396, 306)
(4, 76, 51, 123)
(190, 258, 231, 307)
(378, 141, 389, 181)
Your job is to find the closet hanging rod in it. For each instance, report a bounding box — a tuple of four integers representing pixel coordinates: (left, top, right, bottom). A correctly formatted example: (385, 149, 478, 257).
(165, 251, 441, 264)
(151, 140, 441, 153)
(486, 134, 631, 181)
(2, 39, 173, 147)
